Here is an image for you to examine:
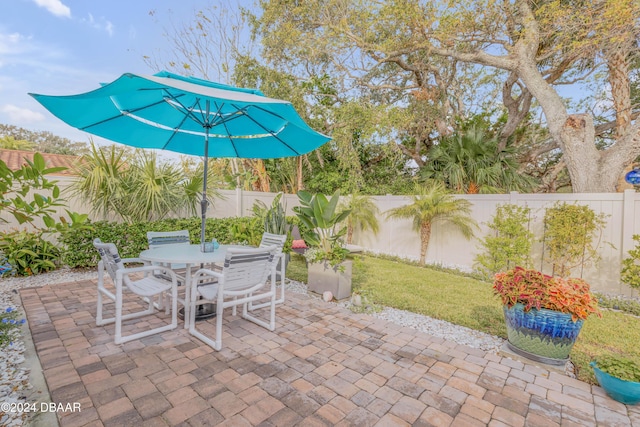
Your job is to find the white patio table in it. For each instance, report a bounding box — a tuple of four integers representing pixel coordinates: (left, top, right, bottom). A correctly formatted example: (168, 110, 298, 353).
(139, 244, 244, 329)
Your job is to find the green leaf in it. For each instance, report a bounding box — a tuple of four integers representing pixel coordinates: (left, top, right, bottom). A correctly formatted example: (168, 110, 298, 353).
(34, 194, 45, 208)
(297, 190, 313, 205)
(33, 152, 45, 171)
(12, 212, 30, 224)
(43, 216, 55, 228)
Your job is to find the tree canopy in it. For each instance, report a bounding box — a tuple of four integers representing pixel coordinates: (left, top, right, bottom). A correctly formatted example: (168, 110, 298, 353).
(252, 0, 640, 192)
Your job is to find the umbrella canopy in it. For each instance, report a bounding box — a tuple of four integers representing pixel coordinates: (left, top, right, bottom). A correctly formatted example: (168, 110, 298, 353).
(30, 71, 330, 247)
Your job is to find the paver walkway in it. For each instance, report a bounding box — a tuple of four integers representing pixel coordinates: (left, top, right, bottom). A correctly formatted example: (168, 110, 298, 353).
(20, 279, 640, 426)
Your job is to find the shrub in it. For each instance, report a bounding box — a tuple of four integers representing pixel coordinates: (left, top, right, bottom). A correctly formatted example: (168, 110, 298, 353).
(475, 204, 533, 278)
(0, 230, 61, 276)
(542, 202, 608, 277)
(0, 152, 88, 275)
(59, 216, 268, 268)
(621, 234, 640, 289)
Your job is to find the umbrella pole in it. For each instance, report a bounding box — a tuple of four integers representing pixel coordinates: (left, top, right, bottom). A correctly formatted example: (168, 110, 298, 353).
(201, 124, 210, 251)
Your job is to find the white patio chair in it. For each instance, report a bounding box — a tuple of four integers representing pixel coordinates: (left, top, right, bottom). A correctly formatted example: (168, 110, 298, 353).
(250, 232, 288, 309)
(147, 230, 191, 285)
(188, 246, 278, 350)
(93, 238, 178, 344)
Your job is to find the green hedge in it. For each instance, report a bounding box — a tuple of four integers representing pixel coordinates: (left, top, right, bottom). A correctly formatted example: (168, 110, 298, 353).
(59, 216, 265, 268)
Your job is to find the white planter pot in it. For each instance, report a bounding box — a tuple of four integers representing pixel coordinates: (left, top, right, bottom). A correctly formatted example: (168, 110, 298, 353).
(307, 260, 353, 300)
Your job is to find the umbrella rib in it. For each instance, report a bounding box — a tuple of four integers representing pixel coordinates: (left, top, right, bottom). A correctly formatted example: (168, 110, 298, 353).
(218, 110, 240, 157)
(160, 91, 218, 154)
(81, 93, 190, 132)
(162, 91, 206, 127)
(229, 103, 302, 156)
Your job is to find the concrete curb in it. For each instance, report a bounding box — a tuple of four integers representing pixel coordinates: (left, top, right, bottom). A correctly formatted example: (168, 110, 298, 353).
(15, 290, 59, 427)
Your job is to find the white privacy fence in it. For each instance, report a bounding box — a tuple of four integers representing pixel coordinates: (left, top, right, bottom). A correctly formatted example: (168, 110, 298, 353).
(214, 189, 640, 296)
(3, 176, 639, 296)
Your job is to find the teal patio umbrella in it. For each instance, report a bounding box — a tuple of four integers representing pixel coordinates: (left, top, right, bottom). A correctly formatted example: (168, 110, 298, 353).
(30, 71, 330, 248)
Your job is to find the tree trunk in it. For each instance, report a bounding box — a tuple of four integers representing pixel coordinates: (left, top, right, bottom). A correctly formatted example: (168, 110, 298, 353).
(419, 222, 432, 265)
(347, 223, 353, 244)
(516, 56, 634, 192)
(296, 156, 303, 191)
(607, 45, 632, 138)
(433, 0, 640, 193)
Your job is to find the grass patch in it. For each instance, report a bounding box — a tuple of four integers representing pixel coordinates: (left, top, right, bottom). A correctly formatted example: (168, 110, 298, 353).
(284, 253, 640, 384)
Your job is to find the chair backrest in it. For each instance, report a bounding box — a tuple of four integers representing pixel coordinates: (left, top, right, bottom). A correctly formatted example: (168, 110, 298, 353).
(93, 238, 126, 284)
(147, 230, 191, 249)
(222, 246, 277, 291)
(259, 233, 287, 256)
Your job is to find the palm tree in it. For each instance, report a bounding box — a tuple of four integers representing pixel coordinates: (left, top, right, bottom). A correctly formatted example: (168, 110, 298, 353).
(422, 127, 534, 194)
(72, 142, 215, 223)
(340, 193, 380, 244)
(122, 150, 187, 222)
(386, 181, 477, 265)
(71, 142, 128, 220)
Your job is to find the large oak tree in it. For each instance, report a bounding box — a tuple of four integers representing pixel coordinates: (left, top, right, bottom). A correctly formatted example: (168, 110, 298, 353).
(255, 0, 640, 192)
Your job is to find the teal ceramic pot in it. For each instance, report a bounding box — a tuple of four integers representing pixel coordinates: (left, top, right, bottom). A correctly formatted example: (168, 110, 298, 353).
(591, 362, 640, 405)
(503, 303, 584, 365)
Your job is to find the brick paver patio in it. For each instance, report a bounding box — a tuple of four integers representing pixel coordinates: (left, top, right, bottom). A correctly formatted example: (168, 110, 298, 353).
(19, 279, 640, 426)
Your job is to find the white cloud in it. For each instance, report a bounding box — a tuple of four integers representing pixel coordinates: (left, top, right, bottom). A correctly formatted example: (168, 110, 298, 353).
(1, 105, 45, 122)
(32, 0, 71, 18)
(81, 13, 115, 37)
(0, 30, 68, 69)
(105, 21, 114, 37)
(0, 32, 33, 56)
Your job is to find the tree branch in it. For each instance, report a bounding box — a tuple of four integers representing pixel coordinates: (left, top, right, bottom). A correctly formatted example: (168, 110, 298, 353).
(499, 71, 533, 150)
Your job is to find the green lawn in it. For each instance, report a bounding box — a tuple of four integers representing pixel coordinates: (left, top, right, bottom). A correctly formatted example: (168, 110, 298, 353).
(286, 253, 640, 384)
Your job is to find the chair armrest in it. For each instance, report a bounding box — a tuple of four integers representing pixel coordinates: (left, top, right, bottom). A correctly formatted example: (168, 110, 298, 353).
(121, 257, 148, 265)
(193, 268, 224, 281)
(116, 265, 177, 281)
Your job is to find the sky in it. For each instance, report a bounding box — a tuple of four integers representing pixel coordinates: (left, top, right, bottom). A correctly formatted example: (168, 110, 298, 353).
(1, 0, 220, 146)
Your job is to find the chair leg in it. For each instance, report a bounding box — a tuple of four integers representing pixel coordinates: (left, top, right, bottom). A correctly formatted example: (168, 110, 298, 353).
(241, 286, 277, 332)
(96, 289, 105, 326)
(188, 299, 222, 351)
(248, 263, 284, 310)
(112, 282, 178, 345)
(114, 286, 124, 344)
(96, 262, 106, 326)
(215, 294, 223, 350)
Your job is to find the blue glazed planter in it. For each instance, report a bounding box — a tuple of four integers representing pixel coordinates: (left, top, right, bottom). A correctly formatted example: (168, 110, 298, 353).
(591, 362, 640, 405)
(503, 303, 584, 365)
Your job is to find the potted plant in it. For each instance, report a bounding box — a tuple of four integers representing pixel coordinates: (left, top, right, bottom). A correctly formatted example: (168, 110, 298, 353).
(293, 190, 352, 300)
(591, 355, 640, 405)
(493, 266, 601, 365)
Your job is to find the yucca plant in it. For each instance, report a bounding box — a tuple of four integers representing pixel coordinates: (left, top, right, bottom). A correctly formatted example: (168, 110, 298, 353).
(253, 192, 291, 236)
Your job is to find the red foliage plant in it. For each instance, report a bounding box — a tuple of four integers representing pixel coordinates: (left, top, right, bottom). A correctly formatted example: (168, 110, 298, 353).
(493, 267, 602, 321)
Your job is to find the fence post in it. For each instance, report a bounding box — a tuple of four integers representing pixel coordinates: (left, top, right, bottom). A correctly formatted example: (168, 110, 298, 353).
(236, 186, 243, 217)
(621, 189, 636, 262)
(509, 191, 519, 204)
